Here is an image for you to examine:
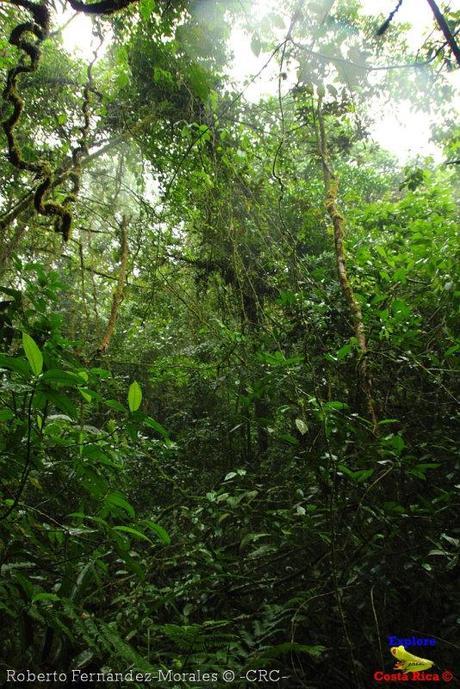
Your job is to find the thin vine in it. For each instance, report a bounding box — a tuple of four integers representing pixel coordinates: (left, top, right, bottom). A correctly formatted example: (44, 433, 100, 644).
(63, 33, 103, 217)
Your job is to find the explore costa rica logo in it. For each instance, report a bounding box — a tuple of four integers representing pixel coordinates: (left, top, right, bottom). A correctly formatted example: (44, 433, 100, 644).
(373, 644, 454, 683)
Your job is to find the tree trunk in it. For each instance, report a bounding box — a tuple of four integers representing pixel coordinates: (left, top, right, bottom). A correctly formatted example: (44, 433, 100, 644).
(426, 0, 460, 67)
(98, 215, 129, 353)
(316, 101, 378, 433)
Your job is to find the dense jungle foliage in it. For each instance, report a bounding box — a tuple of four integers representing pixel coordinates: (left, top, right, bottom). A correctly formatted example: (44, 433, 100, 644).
(0, 0, 459, 687)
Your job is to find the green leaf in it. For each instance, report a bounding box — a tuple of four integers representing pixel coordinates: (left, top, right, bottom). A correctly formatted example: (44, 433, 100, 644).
(408, 463, 441, 479)
(82, 446, 120, 469)
(144, 416, 169, 438)
(0, 354, 30, 377)
(113, 526, 153, 544)
(90, 368, 111, 378)
(323, 401, 348, 412)
(105, 399, 127, 412)
(336, 343, 353, 360)
(338, 465, 374, 483)
(0, 408, 14, 421)
(79, 388, 92, 403)
(14, 573, 35, 599)
(139, 0, 155, 21)
(42, 369, 83, 385)
(385, 434, 405, 455)
(128, 381, 142, 412)
(445, 344, 460, 357)
(22, 333, 43, 376)
(153, 67, 174, 85)
(43, 391, 77, 419)
(240, 532, 270, 548)
(105, 492, 135, 518)
(295, 418, 308, 435)
(278, 432, 298, 445)
(143, 520, 171, 544)
(74, 649, 94, 669)
(32, 592, 60, 603)
(78, 467, 108, 498)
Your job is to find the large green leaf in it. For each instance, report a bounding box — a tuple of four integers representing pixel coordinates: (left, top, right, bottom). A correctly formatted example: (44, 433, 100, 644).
(105, 492, 135, 518)
(105, 399, 127, 412)
(0, 354, 30, 377)
(42, 369, 84, 385)
(0, 408, 14, 421)
(82, 446, 120, 469)
(338, 465, 374, 483)
(144, 416, 169, 439)
(113, 526, 153, 544)
(43, 391, 77, 419)
(32, 592, 60, 603)
(127, 381, 142, 412)
(143, 519, 171, 544)
(139, 0, 155, 21)
(22, 333, 43, 376)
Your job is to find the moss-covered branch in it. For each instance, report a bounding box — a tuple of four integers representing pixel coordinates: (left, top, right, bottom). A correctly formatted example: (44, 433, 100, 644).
(98, 215, 129, 353)
(2, 0, 72, 239)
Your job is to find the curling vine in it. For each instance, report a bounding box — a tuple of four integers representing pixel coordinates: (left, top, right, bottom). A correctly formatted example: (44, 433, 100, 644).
(2, 0, 72, 239)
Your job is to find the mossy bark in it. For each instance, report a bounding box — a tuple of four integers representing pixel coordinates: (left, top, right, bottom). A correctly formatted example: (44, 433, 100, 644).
(98, 216, 129, 353)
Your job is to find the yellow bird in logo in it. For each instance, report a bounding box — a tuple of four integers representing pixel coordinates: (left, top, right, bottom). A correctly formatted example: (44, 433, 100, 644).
(391, 645, 434, 672)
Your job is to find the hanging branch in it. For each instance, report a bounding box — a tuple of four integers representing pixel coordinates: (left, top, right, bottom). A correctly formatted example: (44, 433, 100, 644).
(66, 0, 138, 14)
(0, 112, 156, 232)
(315, 96, 378, 433)
(1, 0, 73, 239)
(1, 0, 142, 240)
(376, 0, 403, 36)
(98, 215, 129, 353)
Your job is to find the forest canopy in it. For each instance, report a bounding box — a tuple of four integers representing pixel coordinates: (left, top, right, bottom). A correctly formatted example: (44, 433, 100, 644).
(0, 0, 459, 687)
